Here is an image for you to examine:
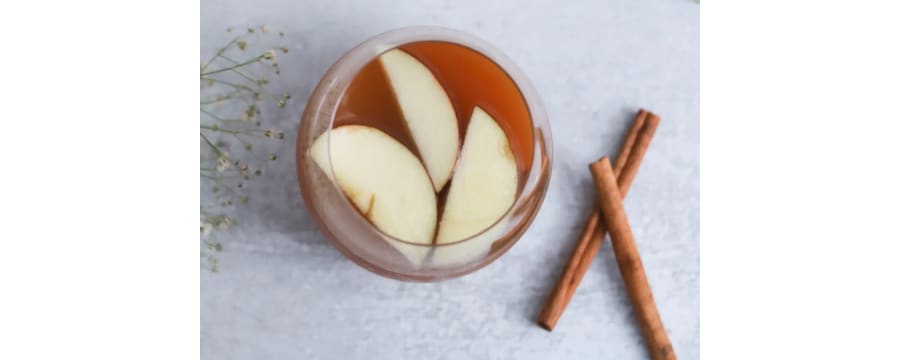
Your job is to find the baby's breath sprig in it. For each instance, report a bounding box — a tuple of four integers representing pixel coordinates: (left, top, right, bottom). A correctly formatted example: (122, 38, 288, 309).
(200, 25, 292, 271)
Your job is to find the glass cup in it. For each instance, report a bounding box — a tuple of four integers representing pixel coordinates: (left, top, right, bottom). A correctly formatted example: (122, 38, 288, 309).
(295, 26, 552, 281)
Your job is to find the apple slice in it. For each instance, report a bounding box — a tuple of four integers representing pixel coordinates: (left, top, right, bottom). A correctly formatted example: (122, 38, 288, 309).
(308, 125, 436, 266)
(379, 48, 459, 192)
(432, 107, 518, 265)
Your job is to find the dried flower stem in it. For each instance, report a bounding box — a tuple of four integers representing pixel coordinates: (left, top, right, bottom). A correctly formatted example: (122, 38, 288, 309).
(199, 109, 253, 125)
(202, 36, 242, 70)
(200, 124, 264, 135)
(202, 77, 279, 102)
(202, 77, 258, 93)
(200, 26, 292, 272)
(200, 132, 223, 157)
(219, 56, 274, 82)
(201, 54, 265, 76)
(200, 109, 260, 128)
(200, 91, 245, 105)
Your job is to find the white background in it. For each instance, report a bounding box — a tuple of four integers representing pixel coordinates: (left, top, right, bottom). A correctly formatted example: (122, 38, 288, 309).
(0, 1, 898, 359)
(702, 1, 900, 358)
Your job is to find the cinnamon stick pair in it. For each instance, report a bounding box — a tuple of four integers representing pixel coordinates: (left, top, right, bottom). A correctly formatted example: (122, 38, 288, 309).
(538, 110, 659, 330)
(537, 110, 674, 359)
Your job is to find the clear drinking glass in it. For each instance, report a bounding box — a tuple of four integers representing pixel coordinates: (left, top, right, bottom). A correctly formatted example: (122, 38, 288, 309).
(295, 27, 552, 281)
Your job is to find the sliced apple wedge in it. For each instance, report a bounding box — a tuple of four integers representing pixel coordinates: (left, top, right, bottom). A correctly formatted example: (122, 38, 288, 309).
(379, 48, 459, 192)
(309, 125, 436, 266)
(432, 107, 518, 265)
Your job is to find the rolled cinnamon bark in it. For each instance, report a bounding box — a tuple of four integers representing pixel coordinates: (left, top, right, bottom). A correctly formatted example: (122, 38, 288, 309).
(590, 157, 675, 360)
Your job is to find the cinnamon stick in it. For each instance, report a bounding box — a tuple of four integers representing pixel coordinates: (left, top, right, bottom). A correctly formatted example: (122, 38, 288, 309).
(614, 110, 649, 175)
(590, 157, 675, 360)
(538, 110, 659, 330)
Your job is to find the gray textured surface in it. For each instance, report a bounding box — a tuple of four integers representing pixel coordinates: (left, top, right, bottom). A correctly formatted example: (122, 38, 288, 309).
(200, 0, 699, 359)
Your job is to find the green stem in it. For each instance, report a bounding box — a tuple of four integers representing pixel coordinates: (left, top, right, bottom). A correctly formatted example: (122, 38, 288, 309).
(201, 124, 263, 136)
(201, 109, 255, 125)
(203, 170, 246, 180)
(217, 58, 263, 85)
(202, 36, 241, 71)
(200, 108, 229, 122)
(201, 55, 263, 76)
(202, 78, 256, 93)
(200, 132, 223, 157)
(201, 93, 256, 108)
(201, 172, 241, 196)
(217, 118, 250, 124)
(202, 77, 277, 101)
(201, 106, 268, 133)
(202, 77, 280, 110)
(229, 133, 271, 163)
(201, 91, 243, 104)
(231, 133, 252, 147)
(223, 55, 278, 77)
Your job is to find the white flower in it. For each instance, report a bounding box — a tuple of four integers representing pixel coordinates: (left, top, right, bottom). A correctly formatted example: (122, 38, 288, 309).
(201, 222, 213, 237)
(216, 154, 231, 172)
(262, 50, 276, 61)
(261, 25, 271, 33)
(218, 217, 232, 231)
